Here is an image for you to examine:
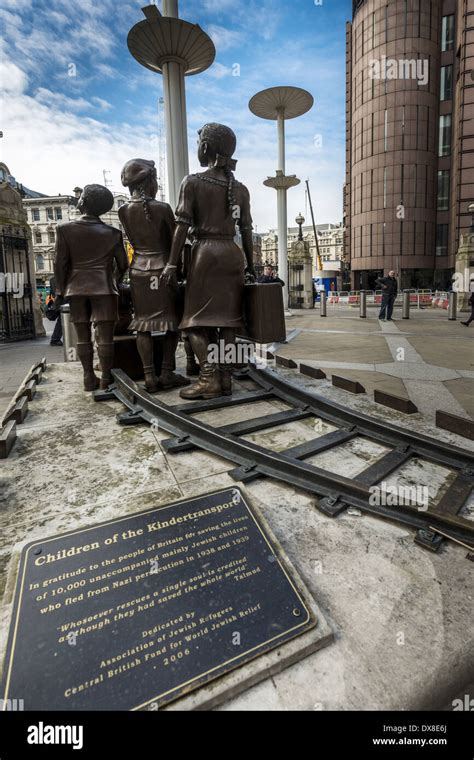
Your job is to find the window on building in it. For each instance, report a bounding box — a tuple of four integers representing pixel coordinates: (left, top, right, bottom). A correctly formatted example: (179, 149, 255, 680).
(54, 207, 63, 220)
(441, 15, 455, 52)
(438, 114, 452, 157)
(32, 208, 40, 221)
(437, 170, 450, 211)
(383, 167, 387, 209)
(36, 255, 45, 271)
(384, 110, 388, 152)
(46, 207, 54, 220)
(440, 66, 453, 101)
(35, 230, 42, 244)
(436, 224, 448, 256)
(48, 230, 55, 244)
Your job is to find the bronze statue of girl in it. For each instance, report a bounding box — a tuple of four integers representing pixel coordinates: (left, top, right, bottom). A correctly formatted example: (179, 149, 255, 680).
(119, 159, 190, 392)
(162, 123, 255, 399)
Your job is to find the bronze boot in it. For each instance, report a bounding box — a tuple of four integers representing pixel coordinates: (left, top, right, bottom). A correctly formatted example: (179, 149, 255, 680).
(97, 343, 116, 391)
(158, 368, 191, 390)
(219, 366, 233, 397)
(179, 362, 222, 400)
(142, 365, 160, 394)
(77, 342, 99, 392)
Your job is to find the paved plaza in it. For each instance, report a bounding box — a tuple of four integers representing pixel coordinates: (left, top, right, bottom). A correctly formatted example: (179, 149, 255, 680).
(1, 306, 473, 711)
(0, 320, 61, 419)
(277, 305, 474, 421)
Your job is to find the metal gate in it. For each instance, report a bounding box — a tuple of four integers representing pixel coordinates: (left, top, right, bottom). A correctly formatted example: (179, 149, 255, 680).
(288, 262, 304, 308)
(0, 229, 35, 342)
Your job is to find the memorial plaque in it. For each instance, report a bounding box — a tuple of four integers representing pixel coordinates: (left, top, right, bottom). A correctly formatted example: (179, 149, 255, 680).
(1, 488, 317, 711)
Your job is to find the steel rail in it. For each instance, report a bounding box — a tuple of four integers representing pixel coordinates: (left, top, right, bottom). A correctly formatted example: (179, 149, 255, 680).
(247, 366, 474, 472)
(102, 369, 474, 545)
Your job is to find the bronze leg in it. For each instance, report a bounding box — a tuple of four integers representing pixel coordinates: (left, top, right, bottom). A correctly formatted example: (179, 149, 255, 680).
(183, 335, 199, 376)
(136, 331, 159, 393)
(158, 331, 190, 389)
(219, 327, 236, 396)
(74, 322, 99, 392)
(179, 328, 222, 400)
(96, 321, 116, 390)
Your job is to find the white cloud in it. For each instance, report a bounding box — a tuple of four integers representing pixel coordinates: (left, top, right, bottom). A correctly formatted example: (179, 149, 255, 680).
(0, 0, 33, 9)
(35, 88, 91, 111)
(2, 90, 157, 196)
(201, 0, 236, 10)
(0, 60, 28, 93)
(207, 24, 244, 51)
(0, 0, 345, 230)
(92, 96, 113, 111)
(206, 61, 233, 79)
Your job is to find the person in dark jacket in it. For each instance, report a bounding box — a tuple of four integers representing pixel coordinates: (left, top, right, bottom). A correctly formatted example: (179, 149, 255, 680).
(460, 291, 474, 327)
(257, 265, 284, 286)
(377, 270, 398, 321)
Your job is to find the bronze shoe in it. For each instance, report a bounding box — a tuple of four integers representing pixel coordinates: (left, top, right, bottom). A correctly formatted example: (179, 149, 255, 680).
(158, 370, 191, 389)
(179, 363, 222, 400)
(84, 373, 100, 392)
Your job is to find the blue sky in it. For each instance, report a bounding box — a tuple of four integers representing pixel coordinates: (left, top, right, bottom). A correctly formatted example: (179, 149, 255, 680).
(0, 0, 351, 231)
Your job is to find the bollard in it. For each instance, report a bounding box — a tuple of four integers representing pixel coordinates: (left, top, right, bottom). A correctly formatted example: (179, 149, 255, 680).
(360, 291, 367, 318)
(402, 291, 410, 319)
(61, 304, 79, 362)
(320, 290, 327, 317)
(448, 291, 457, 321)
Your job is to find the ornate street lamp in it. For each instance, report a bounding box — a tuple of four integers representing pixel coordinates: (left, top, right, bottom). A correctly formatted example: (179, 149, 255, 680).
(295, 213, 305, 241)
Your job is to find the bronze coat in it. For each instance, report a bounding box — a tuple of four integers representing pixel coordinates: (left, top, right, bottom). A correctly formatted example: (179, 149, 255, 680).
(54, 216, 128, 298)
(175, 170, 252, 331)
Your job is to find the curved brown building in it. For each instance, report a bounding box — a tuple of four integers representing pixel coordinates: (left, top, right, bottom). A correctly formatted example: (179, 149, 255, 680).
(345, 0, 471, 290)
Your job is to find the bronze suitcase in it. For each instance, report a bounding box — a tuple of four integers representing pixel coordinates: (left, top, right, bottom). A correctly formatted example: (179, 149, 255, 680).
(243, 283, 286, 343)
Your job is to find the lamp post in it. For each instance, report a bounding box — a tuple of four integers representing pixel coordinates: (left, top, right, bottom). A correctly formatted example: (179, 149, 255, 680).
(127, 3, 215, 209)
(296, 212, 305, 242)
(249, 86, 314, 311)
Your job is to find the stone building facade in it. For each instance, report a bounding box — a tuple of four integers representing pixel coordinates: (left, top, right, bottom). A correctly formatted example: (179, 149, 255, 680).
(262, 223, 344, 277)
(23, 191, 129, 287)
(0, 163, 44, 339)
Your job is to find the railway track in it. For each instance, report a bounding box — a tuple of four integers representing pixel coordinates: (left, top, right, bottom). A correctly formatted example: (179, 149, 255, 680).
(95, 366, 474, 554)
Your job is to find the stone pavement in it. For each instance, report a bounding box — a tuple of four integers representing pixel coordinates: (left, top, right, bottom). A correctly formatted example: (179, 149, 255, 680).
(276, 305, 474, 421)
(0, 320, 63, 419)
(0, 350, 473, 711)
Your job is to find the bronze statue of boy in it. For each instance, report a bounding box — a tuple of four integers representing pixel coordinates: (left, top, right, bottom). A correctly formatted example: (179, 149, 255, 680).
(162, 123, 255, 399)
(54, 184, 128, 391)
